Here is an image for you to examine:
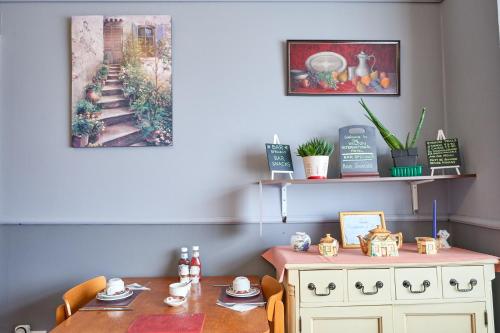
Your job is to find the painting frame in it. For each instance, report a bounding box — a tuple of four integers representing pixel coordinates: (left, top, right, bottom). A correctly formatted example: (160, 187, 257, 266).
(339, 211, 386, 248)
(286, 40, 401, 96)
(71, 15, 173, 148)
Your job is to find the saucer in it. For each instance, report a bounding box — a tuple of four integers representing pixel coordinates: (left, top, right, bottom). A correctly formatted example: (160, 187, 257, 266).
(225, 287, 260, 298)
(97, 288, 133, 301)
(164, 296, 187, 307)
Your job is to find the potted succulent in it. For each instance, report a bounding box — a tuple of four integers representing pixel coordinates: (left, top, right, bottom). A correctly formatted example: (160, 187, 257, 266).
(71, 115, 92, 147)
(359, 99, 426, 167)
(297, 137, 334, 179)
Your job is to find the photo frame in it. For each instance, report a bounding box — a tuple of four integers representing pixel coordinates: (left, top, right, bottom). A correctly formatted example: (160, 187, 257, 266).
(287, 40, 400, 96)
(339, 211, 386, 248)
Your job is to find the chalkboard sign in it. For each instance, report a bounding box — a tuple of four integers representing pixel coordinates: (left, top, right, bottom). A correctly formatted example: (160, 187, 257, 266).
(339, 125, 379, 177)
(265, 143, 294, 174)
(426, 138, 460, 167)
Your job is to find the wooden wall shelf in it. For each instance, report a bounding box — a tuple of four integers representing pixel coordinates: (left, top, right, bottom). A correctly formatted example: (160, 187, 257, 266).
(258, 174, 476, 224)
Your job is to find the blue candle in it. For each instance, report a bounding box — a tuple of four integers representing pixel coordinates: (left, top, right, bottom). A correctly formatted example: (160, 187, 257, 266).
(432, 199, 437, 238)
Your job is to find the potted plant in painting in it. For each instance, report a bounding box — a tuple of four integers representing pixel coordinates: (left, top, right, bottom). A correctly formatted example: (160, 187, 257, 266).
(71, 115, 92, 147)
(85, 82, 102, 103)
(75, 99, 101, 119)
(297, 138, 334, 179)
(359, 99, 426, 167)
(88, 119, 105, 146)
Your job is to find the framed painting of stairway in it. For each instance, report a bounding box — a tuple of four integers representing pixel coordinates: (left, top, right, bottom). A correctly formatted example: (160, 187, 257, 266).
(71, 15, 172, 148)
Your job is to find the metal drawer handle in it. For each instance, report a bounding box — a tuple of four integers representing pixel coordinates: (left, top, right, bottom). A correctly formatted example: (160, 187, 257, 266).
(449, 278, 477, 292)
(402, 280, 431, 294)
(355, 281, 384, 295)
(307, 282, 336, 296)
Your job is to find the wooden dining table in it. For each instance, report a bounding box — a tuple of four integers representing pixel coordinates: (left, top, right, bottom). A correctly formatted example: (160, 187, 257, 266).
(51, 276, 270, 333)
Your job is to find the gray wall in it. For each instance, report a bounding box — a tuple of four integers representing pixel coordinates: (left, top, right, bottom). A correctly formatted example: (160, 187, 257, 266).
(0, 1, 446, 224)
(0, 226, 7, 332)
(442, 0, 500, 223)
(0, 0, 492, 332)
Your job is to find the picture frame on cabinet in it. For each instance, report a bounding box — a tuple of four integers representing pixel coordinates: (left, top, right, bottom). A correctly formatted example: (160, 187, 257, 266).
(339, 211, 386, 248)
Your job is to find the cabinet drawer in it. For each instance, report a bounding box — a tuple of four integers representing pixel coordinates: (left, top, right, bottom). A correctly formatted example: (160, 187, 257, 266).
(442, 266, 485, 299)
(347, 269, 391, 302)
(395, 267, 440, 300)
(300, 270, 344, 303)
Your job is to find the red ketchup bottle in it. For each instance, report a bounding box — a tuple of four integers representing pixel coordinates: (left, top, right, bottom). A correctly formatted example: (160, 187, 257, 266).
(178, 247, 190, 283)
(189, 245, 202, 283)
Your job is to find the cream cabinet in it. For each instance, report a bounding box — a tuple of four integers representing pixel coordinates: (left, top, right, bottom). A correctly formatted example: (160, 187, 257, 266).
(283, 260, 496, 333)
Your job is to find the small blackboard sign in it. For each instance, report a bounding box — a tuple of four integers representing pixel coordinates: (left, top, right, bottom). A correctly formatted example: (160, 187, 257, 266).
(265, 143, 294, 174)
(339, 125, 379, 177)
(426, 138, 460, 167)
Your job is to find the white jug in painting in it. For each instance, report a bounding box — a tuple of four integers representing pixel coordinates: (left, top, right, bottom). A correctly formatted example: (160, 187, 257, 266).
(355, 51, 376, 77)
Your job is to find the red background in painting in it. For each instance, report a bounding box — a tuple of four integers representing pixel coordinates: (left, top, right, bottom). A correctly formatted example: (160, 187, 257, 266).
(289, 42, 398, 73)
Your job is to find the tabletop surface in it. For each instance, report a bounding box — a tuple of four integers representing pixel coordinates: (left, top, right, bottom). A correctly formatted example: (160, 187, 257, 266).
(51, 276, 270, 333)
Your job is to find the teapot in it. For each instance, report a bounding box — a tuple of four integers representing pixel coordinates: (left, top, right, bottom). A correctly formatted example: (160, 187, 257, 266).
(355, 51, 376, 78)
(357, 225, 403, 257)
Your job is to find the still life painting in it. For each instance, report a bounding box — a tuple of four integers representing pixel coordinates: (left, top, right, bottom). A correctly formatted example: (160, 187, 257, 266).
(287, 40, 400, 96)
(71, 15, 172, 148)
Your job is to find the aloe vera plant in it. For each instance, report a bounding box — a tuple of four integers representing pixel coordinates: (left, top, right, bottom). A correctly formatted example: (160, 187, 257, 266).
(359, 99, 426, 150)
(297, 138, 334, 157)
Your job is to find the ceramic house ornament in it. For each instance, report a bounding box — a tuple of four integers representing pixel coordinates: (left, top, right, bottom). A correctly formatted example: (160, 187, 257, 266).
(358, 225, 403, 257)
(416, 237, 438, 255)
(318, 234, 339, 257)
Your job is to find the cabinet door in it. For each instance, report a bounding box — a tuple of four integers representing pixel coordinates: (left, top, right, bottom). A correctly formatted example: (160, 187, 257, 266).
(394, 302, 488, 333)
(300, 306, 393, 333)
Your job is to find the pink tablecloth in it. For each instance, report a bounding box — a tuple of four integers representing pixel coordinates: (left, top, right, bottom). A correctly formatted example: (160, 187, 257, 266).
(262, 244, 498, 282)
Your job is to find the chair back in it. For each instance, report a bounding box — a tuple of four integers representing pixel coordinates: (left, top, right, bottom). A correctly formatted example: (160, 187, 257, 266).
(55, 304, 66, 325)
(63, 276, 106, 316)
(262, 275, 284, 333)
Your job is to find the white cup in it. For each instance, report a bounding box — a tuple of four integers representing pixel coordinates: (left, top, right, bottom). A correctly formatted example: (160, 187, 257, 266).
(106, 278, 125, 296)
(169, 282, 190, 298)
(232, 276, 251, 293)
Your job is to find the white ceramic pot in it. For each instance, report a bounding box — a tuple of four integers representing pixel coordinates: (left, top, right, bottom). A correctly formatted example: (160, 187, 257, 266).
(303, 156, 329, 179)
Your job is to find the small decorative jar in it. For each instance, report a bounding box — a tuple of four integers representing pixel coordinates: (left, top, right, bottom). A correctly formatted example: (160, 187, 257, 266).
(318, 234, 339, 257)
(291, 232, 311, 252)
(416, 237, 438, 255)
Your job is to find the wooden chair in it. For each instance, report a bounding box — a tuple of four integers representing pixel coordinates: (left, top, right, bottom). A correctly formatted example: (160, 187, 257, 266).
(63, 276, 106, 317)
(262, 275, 284, 333)
(55, 304, 66, 325)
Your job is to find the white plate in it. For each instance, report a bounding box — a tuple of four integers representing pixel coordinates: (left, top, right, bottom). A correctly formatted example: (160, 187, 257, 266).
(97, 288, 133, 301)
(225, 287, 261, 298)
(305, 52, 347, 73)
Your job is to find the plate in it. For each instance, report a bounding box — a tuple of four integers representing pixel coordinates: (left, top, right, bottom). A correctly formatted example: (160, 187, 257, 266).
(305, 52, 347, 74)
(164, 296, 187, 307)
(97, 288, 133, 301)
(225, 287, 261, 298)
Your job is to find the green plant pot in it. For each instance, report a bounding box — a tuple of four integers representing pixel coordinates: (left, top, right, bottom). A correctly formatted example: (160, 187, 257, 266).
(391, 148, 418, 167)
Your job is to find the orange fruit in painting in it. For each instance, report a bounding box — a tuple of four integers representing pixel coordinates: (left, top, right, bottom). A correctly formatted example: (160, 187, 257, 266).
(331, 71, 339, 80)
(356, 81, 366, 93)
(380, 72, 388, 79)
(381, 77, 391, 89)
(361, 75, 371, 86)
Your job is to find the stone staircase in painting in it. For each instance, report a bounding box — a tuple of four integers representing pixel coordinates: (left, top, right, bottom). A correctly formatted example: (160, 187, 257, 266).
(97, 64, 145, 147)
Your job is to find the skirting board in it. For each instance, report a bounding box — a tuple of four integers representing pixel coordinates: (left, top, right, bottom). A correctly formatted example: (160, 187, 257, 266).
(0, 214, 448, 225)
(449, 215, 500, 231)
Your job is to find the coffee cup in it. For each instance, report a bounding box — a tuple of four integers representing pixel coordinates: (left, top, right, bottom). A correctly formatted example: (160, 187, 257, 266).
(232, 276, 251, 293)
(106, 278, 125, 296)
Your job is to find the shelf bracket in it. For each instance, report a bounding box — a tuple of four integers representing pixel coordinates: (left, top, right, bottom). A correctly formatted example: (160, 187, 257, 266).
(281, 183, 290, 223)
(408, 179, 435, 213)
